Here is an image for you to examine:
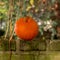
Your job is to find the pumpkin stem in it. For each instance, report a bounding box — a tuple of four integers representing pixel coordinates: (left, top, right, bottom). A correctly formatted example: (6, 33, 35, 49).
(24, 16, 30, 22)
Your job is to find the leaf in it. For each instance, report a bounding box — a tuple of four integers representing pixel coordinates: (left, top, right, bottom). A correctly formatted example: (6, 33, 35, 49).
(30, 0, 34, 5)
(26, 5, 31, 11)
(0, 9, 7, 13)
(0, 16, 3, 19)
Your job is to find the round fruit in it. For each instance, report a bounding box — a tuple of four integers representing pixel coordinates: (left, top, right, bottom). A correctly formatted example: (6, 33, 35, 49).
(14, 16, 39, 41)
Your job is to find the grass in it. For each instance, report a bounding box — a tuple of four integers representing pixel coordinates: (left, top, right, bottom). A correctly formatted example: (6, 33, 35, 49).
(0, 51, 60, 60)
(0, 52, 34, 60)
(0, 51, 47, 60)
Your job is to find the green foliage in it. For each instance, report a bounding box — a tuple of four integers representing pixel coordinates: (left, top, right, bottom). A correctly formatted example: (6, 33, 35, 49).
(1, 40, 16, 51)
(0, 0, 59, 52)
(0, 1, 8, 21)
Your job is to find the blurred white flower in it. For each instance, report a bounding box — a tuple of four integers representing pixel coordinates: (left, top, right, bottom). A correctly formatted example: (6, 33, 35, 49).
(44, 20, 52, 25)
(47, 21, 51, 24)
(47, 25, 52, 29)
(44, 26, 48, 31)
(1, 26, 4, 29)
(37, 20, 43, 26)
(44, 24, 52, 31)
(38, 22, 42, 25)
(2, 22, 5, 26)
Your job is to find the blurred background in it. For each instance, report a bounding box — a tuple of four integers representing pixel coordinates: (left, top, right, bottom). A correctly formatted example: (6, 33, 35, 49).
(0, 0, 60, 60)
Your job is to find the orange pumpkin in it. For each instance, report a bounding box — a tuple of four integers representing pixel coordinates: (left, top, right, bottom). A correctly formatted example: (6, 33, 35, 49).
(14, 16, 39, 41)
